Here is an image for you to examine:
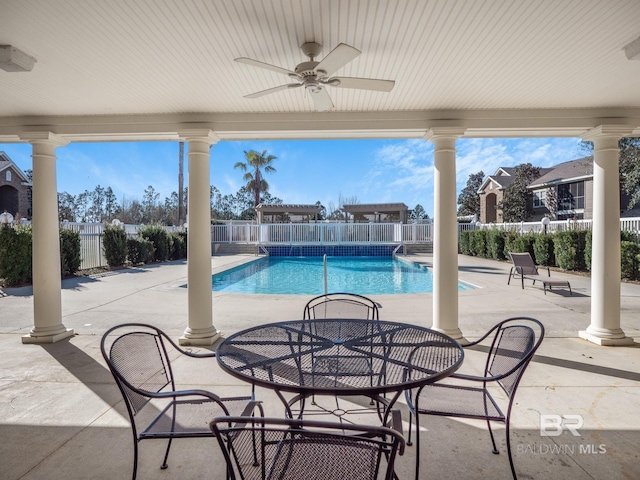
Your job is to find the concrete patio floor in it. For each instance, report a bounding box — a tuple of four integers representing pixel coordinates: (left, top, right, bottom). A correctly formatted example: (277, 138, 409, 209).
(1, 254, 639, 479)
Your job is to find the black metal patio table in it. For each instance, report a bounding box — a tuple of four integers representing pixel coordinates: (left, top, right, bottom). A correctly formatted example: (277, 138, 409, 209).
(216, 318, 464, 428)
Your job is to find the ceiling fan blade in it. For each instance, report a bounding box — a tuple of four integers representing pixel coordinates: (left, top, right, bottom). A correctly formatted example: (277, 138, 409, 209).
(244, 83, 302, 99)
(330, 77, 395, 92)
(235, 57, 296, 77)
(314, 43, 361, 76)
(309, 87, 334, 112)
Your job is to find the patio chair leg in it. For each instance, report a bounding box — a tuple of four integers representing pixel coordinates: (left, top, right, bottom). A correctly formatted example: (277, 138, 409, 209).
(506, 421, 518, 480)
(406, 410, 413, 446)
(132, 440, 139, 480)
(487, 419, 499, 455)
(413, 413, 422, 480)
(161, 438, 173, 469)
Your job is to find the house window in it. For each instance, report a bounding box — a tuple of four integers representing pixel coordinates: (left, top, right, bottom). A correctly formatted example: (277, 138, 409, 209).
(5, 170, 11, 182)
(533, 190, 546, 208)
(558, 181, 584, 210)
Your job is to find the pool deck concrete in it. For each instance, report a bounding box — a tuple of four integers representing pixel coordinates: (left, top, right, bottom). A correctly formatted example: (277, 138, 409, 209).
(1, 253, 639, 479)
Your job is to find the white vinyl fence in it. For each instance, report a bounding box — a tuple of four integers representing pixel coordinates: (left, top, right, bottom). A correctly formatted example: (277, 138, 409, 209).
(55, 217, 640, 270)
(62, 222, 184, 270)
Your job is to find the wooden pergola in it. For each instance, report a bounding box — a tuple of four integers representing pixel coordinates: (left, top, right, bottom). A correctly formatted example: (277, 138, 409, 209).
(255, 203, 322, 223)
(342, 203, 409, 223)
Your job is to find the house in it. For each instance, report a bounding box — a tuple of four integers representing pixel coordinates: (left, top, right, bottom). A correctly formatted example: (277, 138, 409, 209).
(0, 152, 32, 220)
(478, 157, 640, 224)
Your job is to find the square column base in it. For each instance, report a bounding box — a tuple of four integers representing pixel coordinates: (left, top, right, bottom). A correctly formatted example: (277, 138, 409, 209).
(22, 328, 75, 344)
(179, 331, 222, 346)
(579, 331, 635, 346)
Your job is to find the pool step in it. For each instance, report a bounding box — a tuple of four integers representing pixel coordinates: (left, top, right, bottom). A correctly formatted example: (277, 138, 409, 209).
(213, 243, 260, 255)
(404, 243, 433, 255)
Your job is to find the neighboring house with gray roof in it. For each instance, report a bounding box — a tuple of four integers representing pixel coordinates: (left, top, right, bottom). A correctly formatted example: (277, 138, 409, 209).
(478, 156, 639, 223)
(0, 152, 32, 220)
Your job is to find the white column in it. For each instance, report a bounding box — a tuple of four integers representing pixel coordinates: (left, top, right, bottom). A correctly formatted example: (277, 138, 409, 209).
(426, 128, 466, 339)
(580, 126, 634, 346)
(20, 132, 74, 344)
(178, 130, 220, 346)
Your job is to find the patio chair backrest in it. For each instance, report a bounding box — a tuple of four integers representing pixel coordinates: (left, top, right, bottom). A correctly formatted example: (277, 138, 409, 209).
(101, 325, 175, 415)
(509, 252, 539, 276)
(485, 319, 542, 398)
(210, 416, 405, 480)
(303, 293, 379, 320)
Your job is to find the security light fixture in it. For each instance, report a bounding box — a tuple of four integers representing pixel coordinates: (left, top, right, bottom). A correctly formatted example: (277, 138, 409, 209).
(0, 45, 36, 72)
(623, 36, 640, 60)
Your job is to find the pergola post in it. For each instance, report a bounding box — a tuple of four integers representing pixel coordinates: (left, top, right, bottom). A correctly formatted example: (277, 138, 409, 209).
(20, 132, 74, 344)
(425, 128, 466, 339)
(178, 130, 221, 346)
(579, 126, 634, 346)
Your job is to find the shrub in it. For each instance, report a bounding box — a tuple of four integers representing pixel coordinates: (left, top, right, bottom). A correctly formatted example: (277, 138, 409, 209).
(585, 230, 592, 271)
(139, 224, 169, 262)
(127, 237, 154, 265)
(620, 241, 640, 280)
(169, 231, 187, 260)
(533, 233, 555, 266)
(470, 230, 488, 257)
(103, 225, 128, 266)
(554, 230, 588, 270)
(459, 230, 472, 255)
(514, 233, 536, 258)
(503, 231, 520, 258)
(0, 224, 32, 286)
(60, 228, 81, 277)
(486, 229, 506, 260)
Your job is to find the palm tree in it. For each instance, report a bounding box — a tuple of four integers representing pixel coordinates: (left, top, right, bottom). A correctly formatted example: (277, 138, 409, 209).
(234, 150, 277, 207)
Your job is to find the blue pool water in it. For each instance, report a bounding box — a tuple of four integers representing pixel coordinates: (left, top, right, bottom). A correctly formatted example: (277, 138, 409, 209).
(212, 256, 474, 295)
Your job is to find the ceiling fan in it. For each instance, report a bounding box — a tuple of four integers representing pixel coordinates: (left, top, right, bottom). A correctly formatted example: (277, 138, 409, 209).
(235, 42, 395, 112)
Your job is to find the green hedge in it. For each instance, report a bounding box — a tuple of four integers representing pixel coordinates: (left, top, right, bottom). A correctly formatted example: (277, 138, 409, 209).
(127, 237, 154, 265)
(458, 228, 639, 280)
(0, 225, 81, 286)
(169, 231, 187, 260)
(621, 241, 640, 280)
(103, 225, 128, 267)
(486, 229, 506, 260)
(139, 224, 170, 262)
(459, 230, 472, 255)
(60, 228, 81, 277)
(554, 230, 587, 270)
(533, 234, 555, 266)
(0, 224, 33, 286)
(470, 229, 487, 257)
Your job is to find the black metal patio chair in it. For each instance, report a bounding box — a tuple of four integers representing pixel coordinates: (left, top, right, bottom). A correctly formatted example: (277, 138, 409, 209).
(210, 416, 405, 480)
(300, 293, 385, 422)
(100, 323, 263, 480)
(405, 317, 544, 480)
(303, 292, 380, 320)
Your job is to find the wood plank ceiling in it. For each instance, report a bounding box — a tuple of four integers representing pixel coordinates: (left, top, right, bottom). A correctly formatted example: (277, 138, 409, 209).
(1, 0, 640, 119)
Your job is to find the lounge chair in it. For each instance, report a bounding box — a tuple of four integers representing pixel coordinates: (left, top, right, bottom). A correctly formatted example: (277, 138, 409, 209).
(508, 252, 572, 295)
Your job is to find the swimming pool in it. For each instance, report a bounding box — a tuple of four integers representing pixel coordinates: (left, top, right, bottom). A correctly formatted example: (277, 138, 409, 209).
(212, 256, 474, 295)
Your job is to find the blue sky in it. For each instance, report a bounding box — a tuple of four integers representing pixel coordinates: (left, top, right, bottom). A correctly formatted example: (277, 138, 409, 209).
(0, 137, 585, 217)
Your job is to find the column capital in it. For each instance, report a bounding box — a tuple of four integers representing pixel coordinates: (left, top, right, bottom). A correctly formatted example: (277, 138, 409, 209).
(19, 131, 69, 147)
(424, 127, 467, 141)
(581, 125, 635, 142)
(177, 129, 220, 145)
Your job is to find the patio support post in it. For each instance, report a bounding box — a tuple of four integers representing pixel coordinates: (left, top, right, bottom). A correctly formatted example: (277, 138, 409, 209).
(580, 126, 634, 346)
(19, 132, 74, 344)
(426, 128, 466, 339)
(178, 130, 220, 346)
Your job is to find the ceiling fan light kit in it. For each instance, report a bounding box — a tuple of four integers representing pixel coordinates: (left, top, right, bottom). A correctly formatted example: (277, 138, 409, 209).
(235, 42, 395, 111)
